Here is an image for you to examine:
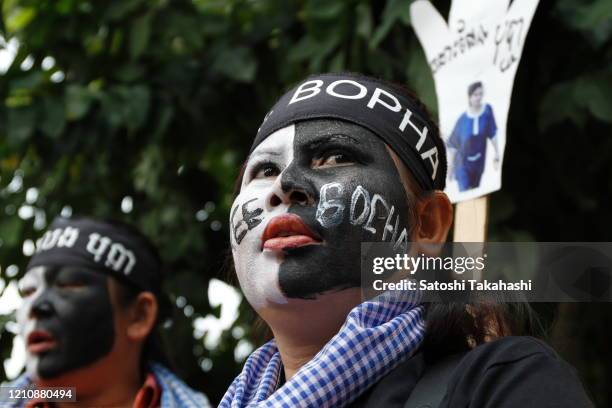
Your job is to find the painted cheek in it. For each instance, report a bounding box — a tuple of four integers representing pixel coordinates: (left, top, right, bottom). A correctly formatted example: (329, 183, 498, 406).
(17, 299, 34, 337)
(35, 286, 115, 379)
(17, 271, 45, 338)
(232, 124, 302, 307)
(231, 185, 292, 309)
(230, 187, 267, 247)
(22, 306, 39, 379)
(19, 293, 42, 378)
(232, 156, 291, 247)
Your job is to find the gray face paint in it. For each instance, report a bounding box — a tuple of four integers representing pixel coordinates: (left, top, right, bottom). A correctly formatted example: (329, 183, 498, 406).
(231, 119, 414, 308)
(17, 265, 115, 379)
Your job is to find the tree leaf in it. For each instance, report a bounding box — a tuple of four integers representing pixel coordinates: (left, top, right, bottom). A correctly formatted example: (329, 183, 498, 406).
(4, 5, 36, 33)
(356, 3, 373, 39)
(405, 42, 437, 115)
(539, 81, 582, 130)
(65, 84, 94, 121)
(7, 106, 36, 145)
(211, 47, 257, 82)
(105, 0, 145, 21)
(123, 85, 150, 130)
(305, 0, 344, 20)
(40, 96, 66, 138)
(0, 216, 23, 247)
(130, 13, 152, 59)
(288, 30, 340, 63)
(328, 51, 345, 72)
(369, 0, 411, 49)
(580, 72, 612, 123)
(556, 0, 612, 47)
(133, 144, 162, 195)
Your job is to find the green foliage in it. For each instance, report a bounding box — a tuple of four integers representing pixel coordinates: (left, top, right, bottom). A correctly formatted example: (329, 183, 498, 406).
(0, 0, 611, 405)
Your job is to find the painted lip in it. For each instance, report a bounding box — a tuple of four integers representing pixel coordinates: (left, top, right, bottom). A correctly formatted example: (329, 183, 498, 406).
(261, 214, 322, 251)
(27, 330, 57, 354)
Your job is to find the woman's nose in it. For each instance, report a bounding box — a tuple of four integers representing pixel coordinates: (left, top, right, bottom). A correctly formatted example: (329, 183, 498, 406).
(267, 181, 312, 208)
(266, 167, 314, 209)
(30, 297, 55, 319)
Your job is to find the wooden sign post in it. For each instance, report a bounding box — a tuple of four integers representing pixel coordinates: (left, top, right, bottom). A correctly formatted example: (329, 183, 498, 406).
(453, 196, 488, 243)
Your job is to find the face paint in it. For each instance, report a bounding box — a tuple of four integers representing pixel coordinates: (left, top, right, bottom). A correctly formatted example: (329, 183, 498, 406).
(17, 266, 115, 379)
(230, 119, 412, 307)
(230, 125, 295, 309)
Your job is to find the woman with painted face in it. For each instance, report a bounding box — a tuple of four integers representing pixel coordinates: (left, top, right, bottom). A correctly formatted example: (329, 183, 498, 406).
(221, 73, 593, 407)
(7, 216, 210, 408)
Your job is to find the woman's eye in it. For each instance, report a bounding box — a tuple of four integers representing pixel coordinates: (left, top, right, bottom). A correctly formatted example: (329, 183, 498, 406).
(19, 286, 36, 298)
(56, 282, 86, 290)
(314, 151, 354, 168)
(253, 163, 280, 179)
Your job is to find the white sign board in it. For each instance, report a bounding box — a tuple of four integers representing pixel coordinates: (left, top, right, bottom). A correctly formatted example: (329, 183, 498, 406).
(411, 0, 539, 203)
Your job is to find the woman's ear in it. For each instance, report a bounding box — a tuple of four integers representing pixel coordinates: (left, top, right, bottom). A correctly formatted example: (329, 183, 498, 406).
(386, 146, 453, 244)
(413, 191, 453, 244)
(125, 292, 158, 342)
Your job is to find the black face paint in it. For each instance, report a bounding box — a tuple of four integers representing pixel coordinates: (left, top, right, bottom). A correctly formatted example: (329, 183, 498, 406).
(277, 119, 412, 299)
(18, 266, 115, 379)
(231, 198, 264, 245)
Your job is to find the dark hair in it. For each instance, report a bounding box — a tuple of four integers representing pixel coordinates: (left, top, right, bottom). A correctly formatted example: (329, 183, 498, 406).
(468, 81, 483, 96)
(393, 167, 545, 362)
(423, 298, 547, 362)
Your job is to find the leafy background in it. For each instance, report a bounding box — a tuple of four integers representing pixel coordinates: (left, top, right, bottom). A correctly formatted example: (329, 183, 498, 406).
(1, 0, 611, 405)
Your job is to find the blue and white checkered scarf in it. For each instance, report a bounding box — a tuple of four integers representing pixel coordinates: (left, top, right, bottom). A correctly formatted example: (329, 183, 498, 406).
(151, 363, 211, 408)
(220, 290, 425, 408)
(3, 362, 210, 408)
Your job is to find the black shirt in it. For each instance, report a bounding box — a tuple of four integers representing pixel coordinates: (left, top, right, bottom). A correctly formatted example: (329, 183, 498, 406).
(350, 336, 594, 408)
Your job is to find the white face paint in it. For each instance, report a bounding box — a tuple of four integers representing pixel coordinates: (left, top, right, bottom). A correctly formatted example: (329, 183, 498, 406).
(17, 266, 45, 380)
(230, 125, 295, 309)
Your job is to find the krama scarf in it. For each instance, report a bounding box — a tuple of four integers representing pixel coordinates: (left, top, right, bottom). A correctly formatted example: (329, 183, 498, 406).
(220, 290, 425, 408)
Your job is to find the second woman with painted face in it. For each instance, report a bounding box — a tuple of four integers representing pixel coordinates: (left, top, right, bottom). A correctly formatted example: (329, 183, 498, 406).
(222, 73, 593, 408)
